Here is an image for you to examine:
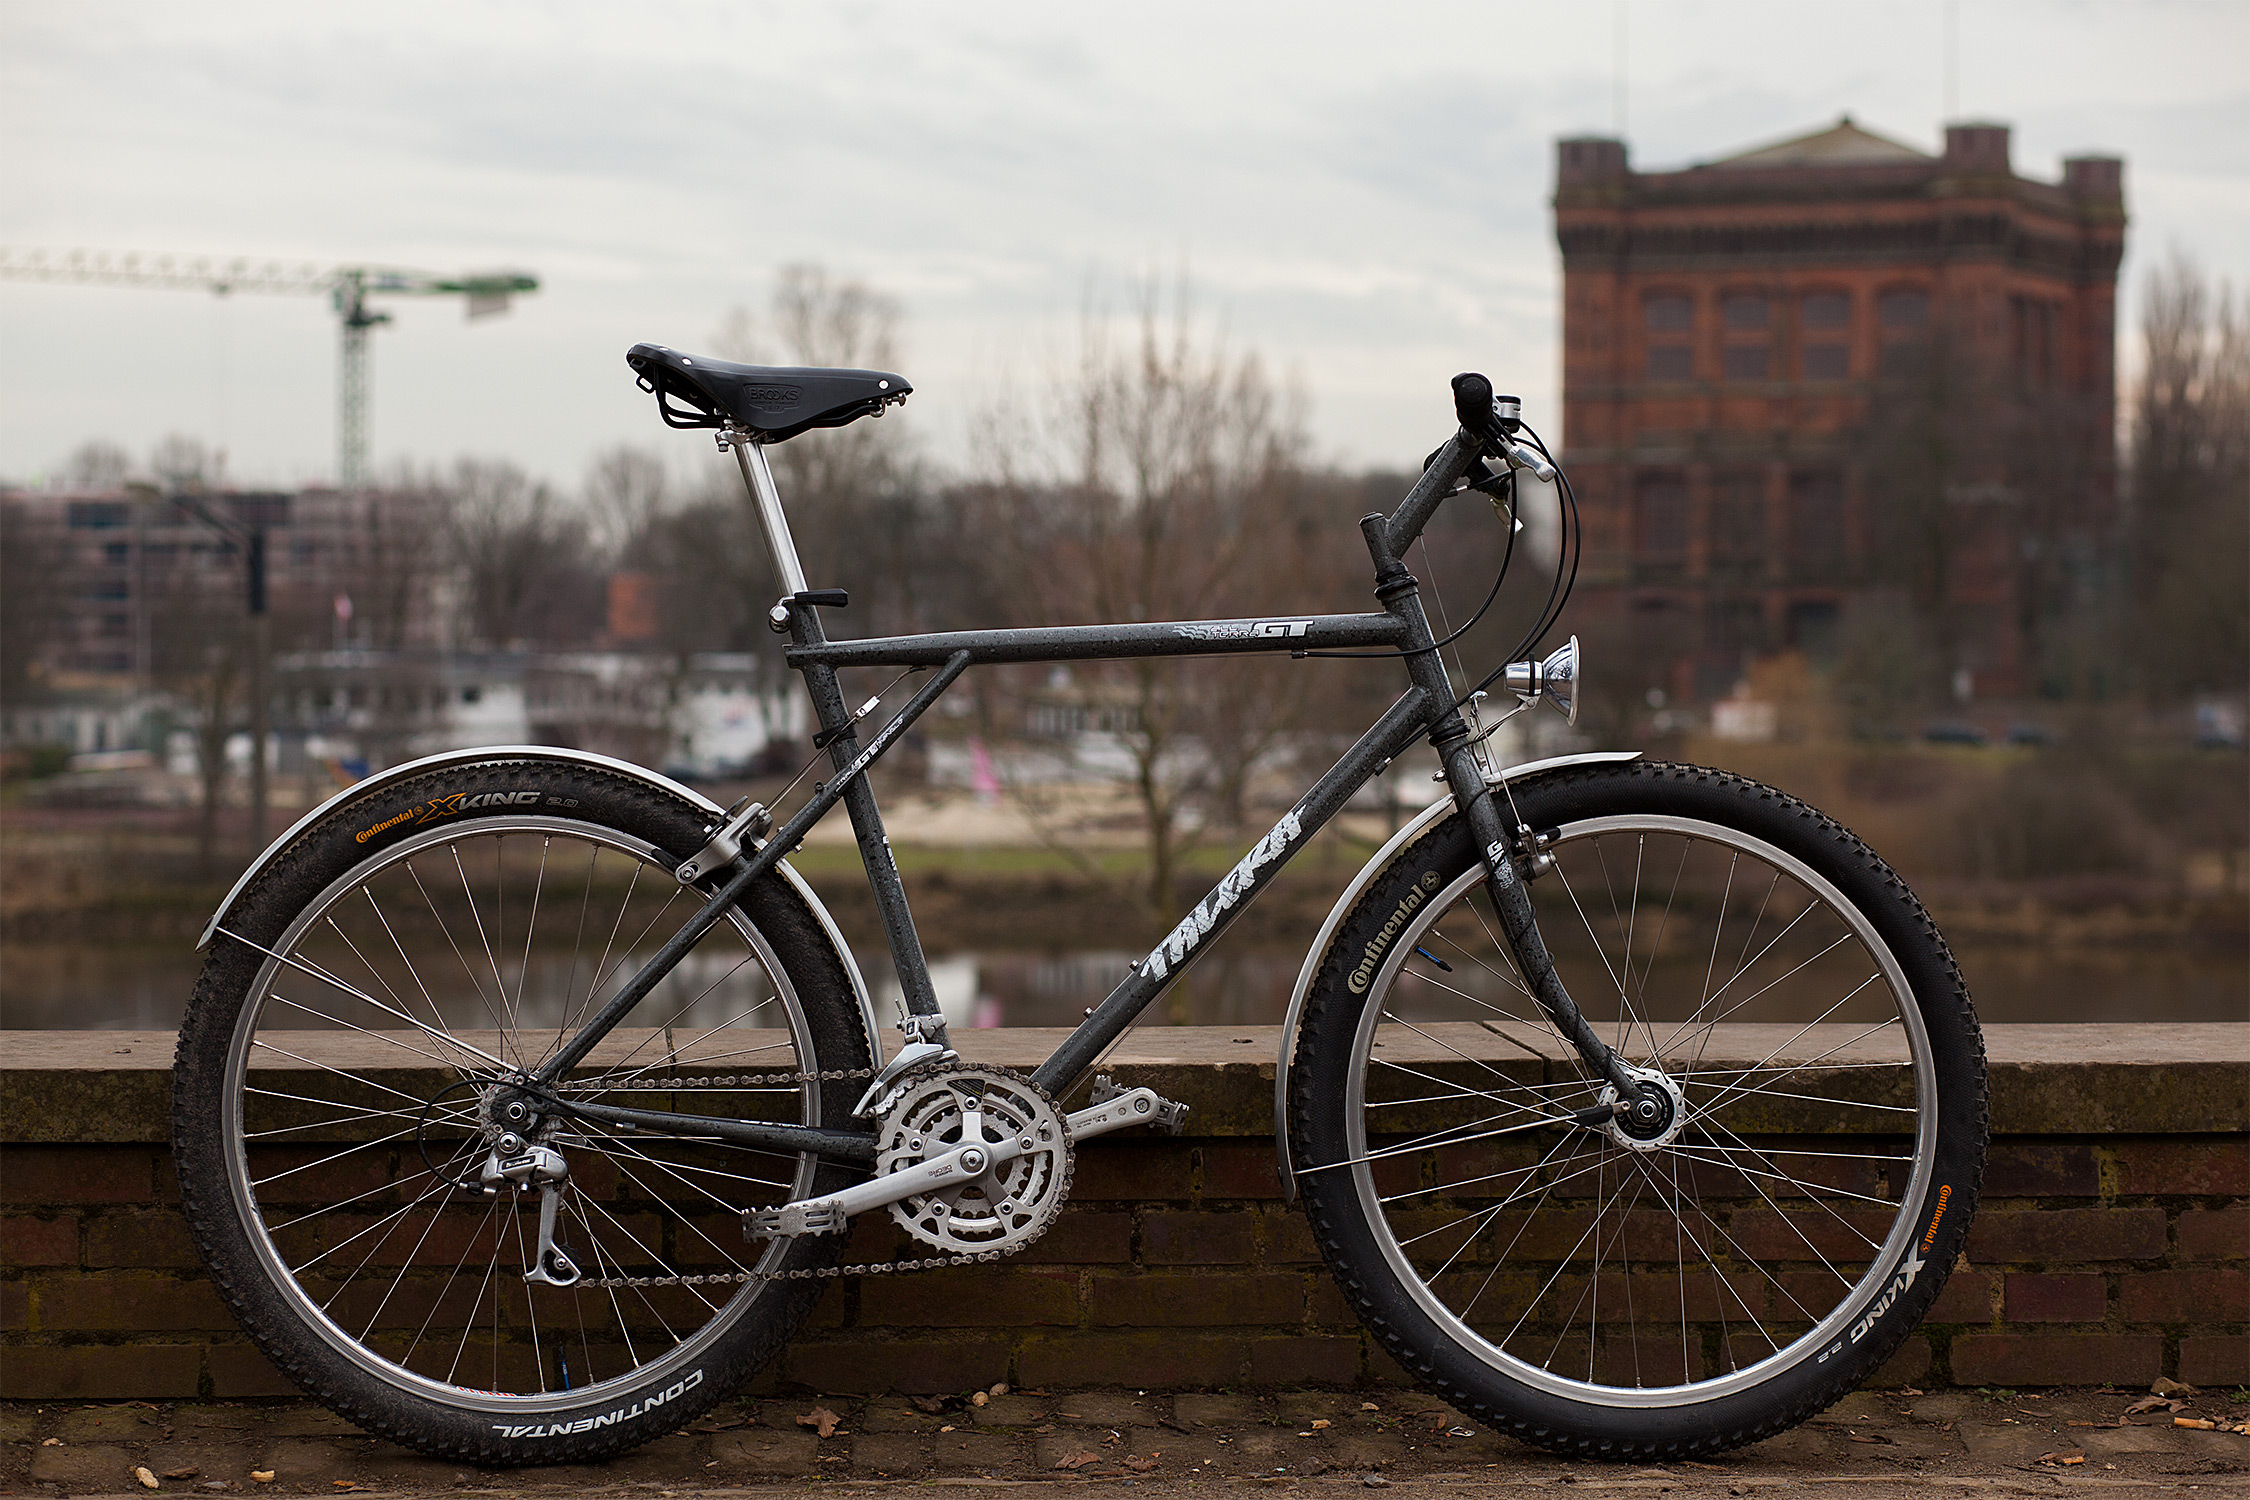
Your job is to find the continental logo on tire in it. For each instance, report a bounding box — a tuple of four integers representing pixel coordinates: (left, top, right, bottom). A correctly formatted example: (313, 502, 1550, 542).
(356, 789, 544, 842)
(490, 1368, 703, 1437)
(1347, 871, 1446, 994)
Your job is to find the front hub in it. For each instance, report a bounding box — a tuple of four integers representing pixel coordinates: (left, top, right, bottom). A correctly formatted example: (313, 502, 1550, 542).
(1600, 1066, 1687, 1152)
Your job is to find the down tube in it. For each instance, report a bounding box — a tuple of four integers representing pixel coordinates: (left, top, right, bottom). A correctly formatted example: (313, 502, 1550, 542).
(1030, 687, 1435, 1095)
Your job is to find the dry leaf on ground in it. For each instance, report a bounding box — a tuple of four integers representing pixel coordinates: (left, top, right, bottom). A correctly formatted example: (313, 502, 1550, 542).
(1051, 1450, 1100, 1471)
(134, 1467, 161, 1490)
(796, 1407, 841, 1439)
(2127, 1396, 2184, 1414)
(1123, 1455, 1158, 1472)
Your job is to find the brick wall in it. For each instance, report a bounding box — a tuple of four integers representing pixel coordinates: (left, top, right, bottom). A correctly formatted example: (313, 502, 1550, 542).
(3, 1026, 2244, 1401)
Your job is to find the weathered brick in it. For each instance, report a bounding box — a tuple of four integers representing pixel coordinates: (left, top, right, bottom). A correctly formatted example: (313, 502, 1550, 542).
(0, 1342, 202, 1399)
(1924, 1268, 1998, 1324)
(1072, 1144, 1194, 1203)
(1142, 1211, 1255, 1265)
(2119, 1268, 2248, 1324)
(1, 1279, 27, 1331)
(859, 1267, 1079, 1328)
(1017, 1330, 1246, 1388)
(1949, 1333, 2162, 1388)
(781, 1338, 1011, 1395)
(1865, 1335, 1932, 1389)
(207, 1342, 300, 1398)
(1089, 1272, 1300, 1327)
(1967, 1208, 2166, 1264)
(1200, 1143, 1285, 1200)
(2112, 1137, 2250, 1198)
(1017, 1211, 1133, 1265)
(2178, 1207, 2248, 1261)
(0, 1147, 154, 1205)
(83, 1208, 200, 1269)
(1260, 1208, 1321, 1265)
(1306, 1274, 1354, 1327)
(1984, 1141, 2100, 1199)
(2004, 1273, 2107, 1323)
(31, 1272, 238, 1332)
(1250, 1334, 1359, 1385)
(2178, 1335, 2250, 1386)
(1, 1213, 78, 1267)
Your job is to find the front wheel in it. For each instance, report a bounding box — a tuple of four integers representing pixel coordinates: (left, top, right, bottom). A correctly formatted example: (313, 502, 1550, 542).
(1289, 761, 1986, 1459)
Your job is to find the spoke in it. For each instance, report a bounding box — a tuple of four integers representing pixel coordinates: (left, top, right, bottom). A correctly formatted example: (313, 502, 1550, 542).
(403, 1193, 501, 1374)
(218, 927, 507, 1072)
(363, 885, 465, 1051)
(262, 992, 479, 1073)
(548, 843, 603, 1068)
(1376, 1008, 1572, 1110)
(1691, 1008, 1900, 1118)
(1458, 896, 1586, 1072)
(452, 842, 518, 1054)
(516, 835, 551, 1018)
(406, 861, 517, 1056)
(246, 1038, 437, 1108)
(322, 913, 465, 1075)
(264, 1142, 479, 1233)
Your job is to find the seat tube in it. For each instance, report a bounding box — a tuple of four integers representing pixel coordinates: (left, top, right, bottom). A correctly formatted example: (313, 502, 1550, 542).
(787, 614, 946, 1027)
(734, 439, 810, 597)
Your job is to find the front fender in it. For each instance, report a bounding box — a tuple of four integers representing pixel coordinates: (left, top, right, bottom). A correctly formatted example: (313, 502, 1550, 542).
(198, 745, 885, 1065)
(1272, 750, 1641, 1201)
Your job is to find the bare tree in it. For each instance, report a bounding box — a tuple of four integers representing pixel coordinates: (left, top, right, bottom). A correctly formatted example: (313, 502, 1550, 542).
(964, 279, 1342, 915)
(2131, 253, 2250, 700)
(0, 498, 65, 704)
(146, 571, 246, 872)
(65, 440, 131, 489)
(443, 459, 603, 648)
(149, 434, 213, 492)
(583, 445, 671, 557)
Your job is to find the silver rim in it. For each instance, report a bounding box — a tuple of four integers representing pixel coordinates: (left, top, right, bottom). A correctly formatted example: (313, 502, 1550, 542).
(1343, 814, 1937, 1407)
(219, 816, 825, 1413)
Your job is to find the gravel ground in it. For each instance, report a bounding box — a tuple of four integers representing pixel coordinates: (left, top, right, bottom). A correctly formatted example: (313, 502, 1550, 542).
(6, 1386, 2247, 1499)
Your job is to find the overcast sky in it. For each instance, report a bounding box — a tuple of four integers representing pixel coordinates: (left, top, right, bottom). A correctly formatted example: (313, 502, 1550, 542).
(3, 0, 2244, 494)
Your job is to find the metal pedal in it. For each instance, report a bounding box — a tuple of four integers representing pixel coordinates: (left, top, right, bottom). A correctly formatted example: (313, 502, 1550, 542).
(1070, 1074, 1190, 1141)
(744, 1200, 849, 1240)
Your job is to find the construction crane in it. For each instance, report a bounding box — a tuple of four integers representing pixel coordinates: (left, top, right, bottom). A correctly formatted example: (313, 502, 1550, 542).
(0, 248, 538, 486)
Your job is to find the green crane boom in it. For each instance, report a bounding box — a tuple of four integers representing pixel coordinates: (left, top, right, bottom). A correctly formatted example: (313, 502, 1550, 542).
(0, 248, 539, 486)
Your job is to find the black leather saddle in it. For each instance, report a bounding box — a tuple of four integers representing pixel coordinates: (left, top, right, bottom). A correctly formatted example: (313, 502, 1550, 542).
(626, 342, 910, 442)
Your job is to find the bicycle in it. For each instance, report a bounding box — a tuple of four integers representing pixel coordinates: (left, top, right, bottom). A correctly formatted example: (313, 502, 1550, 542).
(172, 349, 1987, 1465)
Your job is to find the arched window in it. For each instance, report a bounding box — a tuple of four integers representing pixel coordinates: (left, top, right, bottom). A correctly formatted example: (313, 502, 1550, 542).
(1799, 290, 1852, 380)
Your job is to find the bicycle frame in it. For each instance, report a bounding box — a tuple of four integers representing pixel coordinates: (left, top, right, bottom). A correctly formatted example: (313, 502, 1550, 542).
(539, 426, 1624, 1161)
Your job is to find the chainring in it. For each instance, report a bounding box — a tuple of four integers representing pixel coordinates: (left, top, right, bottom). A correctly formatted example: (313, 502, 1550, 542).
(874, 1065, 1073, 1256)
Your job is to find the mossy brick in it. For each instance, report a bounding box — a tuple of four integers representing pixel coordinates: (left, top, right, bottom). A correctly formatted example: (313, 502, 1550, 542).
(83, 1208, 200, 1269)
(1199, 1143, 1285, 1200)
(1967, 1207, 2166, 1263)
(1048, 1392, 1164, 1426)
(1017, 1330, 1247, 1388)
(1983, 1141, 2099, 1198)
(1142, 1210, 1256, 1264)
(1865, 1335, 1933, 1388)
(0, 1342, 202, 1399)
(1949, 1332, 2162, 1387)
(1249, 1334, 1360, 1385)
(31, 1272, 237, 1332)
(2119, 1268, 2248, 1323)
(207, 1342, 301, 1398)
(2178, 1335, 2250, 1385)
(0, 1146, 156, 1204)
(2004, 1273, 2107, 1322)
(52, 1404, 154, 1441)
(780, 1337, 1010, 1395)
(1306, 1273, 1354, 1326)
(1173, 1392, 1266, 1425)
(0, 1279, 26, 1332)
(29, 1441, 140, 1488)
(2112, 1136, 2250, 1197)
(930, 1430, 1020, 1472)
(1924, 1268, 1999, 1324)
(1, 1212, 78, 1266)
(969, 1393, 1053, 1426)
(1088, 1271, 1300, 1326)
(858, 1267, 1079, 1328)
(2178, 1207, 2248, 1260)
(847, 1431, 932, 1474)
(1016, 1210, 1132, 1264)
(1070, 1143, 1194, 1203)
(1258, 1207, 1321, 1264)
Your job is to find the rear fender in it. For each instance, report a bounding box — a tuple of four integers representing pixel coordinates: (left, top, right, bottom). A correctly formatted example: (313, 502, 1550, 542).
(197, 745, 885, 1064)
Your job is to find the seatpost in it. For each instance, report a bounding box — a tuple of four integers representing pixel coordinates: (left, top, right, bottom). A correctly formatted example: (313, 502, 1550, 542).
(723, 428, 809, 596)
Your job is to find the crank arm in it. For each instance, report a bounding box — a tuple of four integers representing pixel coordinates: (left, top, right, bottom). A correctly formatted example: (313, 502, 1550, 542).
(1067, 1076, 1189, 1141)
(744, 1133, 1030, 1240)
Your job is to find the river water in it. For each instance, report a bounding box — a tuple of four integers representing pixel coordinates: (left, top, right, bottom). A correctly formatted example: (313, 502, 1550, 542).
(3, 935, 2242, 1031)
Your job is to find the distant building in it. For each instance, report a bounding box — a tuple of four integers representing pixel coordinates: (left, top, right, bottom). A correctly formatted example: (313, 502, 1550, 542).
(1552, 118, 2125, 703)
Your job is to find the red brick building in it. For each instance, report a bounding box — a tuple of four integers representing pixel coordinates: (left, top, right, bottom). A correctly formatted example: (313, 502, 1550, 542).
(1552, 118, 2125, 708)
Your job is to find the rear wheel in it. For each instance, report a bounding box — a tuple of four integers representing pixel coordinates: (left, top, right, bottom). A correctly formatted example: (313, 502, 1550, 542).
(1290, 761, 1986, 1459)
(173, 761, 874, 1464)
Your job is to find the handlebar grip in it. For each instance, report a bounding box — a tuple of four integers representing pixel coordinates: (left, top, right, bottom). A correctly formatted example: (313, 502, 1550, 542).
(1451, 372, 1497, 437)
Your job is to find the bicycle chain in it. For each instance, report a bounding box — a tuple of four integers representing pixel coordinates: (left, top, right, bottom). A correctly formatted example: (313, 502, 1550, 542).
(553, 1067, 1021, 1286)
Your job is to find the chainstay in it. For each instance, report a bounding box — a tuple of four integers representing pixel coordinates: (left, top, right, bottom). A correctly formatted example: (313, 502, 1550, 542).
(558, 1065, 985, 1285)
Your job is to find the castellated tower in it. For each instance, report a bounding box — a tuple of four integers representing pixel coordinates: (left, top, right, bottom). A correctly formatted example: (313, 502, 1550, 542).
(1552, 117, 2125, 708)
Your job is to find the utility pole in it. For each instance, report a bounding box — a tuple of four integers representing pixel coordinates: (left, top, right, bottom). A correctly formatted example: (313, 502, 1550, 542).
(173, 493, 275, 847)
